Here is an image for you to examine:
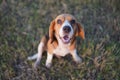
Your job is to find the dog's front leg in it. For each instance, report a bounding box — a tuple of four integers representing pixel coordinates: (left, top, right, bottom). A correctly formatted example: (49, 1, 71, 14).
(70, 49, 82, 63)
(45, 52, 53, 68)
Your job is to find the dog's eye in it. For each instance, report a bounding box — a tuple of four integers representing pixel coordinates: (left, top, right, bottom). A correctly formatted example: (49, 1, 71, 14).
(70, 20, 75, 24)
(57, 19, 62, 25)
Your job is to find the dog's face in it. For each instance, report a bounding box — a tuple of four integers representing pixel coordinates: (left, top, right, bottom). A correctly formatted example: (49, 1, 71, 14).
(49, 14, 85, 44)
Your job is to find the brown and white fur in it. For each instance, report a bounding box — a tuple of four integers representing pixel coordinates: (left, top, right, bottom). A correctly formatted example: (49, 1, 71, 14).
(28, 14, 85, 68)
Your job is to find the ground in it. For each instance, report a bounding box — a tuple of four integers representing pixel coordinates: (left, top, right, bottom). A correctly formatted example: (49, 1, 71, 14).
(0, 0, 120, 80)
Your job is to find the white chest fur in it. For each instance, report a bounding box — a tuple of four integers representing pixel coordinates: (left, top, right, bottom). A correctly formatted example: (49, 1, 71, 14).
(53, 44, 70, 57)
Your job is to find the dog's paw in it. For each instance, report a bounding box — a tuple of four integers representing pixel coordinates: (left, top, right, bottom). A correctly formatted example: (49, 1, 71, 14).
(33, 62, 39, 69)
(45, 63, 52, 68)
(74, 57, 82, 63)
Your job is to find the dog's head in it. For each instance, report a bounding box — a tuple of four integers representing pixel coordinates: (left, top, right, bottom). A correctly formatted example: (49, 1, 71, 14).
(49, 14, 85, 44)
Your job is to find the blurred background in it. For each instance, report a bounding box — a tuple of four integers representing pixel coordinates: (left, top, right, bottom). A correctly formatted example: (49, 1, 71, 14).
(0, 0, 120, 80)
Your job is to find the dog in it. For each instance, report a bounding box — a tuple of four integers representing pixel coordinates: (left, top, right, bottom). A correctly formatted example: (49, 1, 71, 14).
(28, 14, 85, 68)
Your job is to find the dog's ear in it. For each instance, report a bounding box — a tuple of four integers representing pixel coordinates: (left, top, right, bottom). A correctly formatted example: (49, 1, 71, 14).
(49, 20, 55, 41)
(76, 22, 85, 40)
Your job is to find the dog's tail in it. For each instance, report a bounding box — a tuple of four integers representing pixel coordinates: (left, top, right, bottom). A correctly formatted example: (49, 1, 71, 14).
(28, 53, 38, 60)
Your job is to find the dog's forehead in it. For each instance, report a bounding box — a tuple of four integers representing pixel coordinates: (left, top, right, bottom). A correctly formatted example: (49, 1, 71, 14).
(55, 14, 76, 21)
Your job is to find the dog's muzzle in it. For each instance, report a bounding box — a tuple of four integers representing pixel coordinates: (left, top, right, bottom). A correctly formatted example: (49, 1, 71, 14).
(59, 35, 71, 44)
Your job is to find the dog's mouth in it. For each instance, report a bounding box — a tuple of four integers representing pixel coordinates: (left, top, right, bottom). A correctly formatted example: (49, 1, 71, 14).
(60, 35, 71, 44)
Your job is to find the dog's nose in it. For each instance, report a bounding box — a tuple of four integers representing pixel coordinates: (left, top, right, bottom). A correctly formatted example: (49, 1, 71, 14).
(63, 26, 71, 33)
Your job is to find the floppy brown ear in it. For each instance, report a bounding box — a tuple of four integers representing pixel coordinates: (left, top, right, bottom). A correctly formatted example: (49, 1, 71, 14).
(49, 20, 55, 40)
(76, 22, 85, 40)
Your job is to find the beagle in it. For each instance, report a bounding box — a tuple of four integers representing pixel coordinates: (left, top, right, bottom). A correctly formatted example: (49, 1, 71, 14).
(28, 14, 85, 68)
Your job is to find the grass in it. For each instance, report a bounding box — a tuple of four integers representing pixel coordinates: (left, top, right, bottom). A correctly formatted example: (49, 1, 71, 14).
(0, 0, 120, 80)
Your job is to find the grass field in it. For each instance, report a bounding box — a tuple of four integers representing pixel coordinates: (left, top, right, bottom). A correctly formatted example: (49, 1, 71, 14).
(0, 0, 120, 80)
